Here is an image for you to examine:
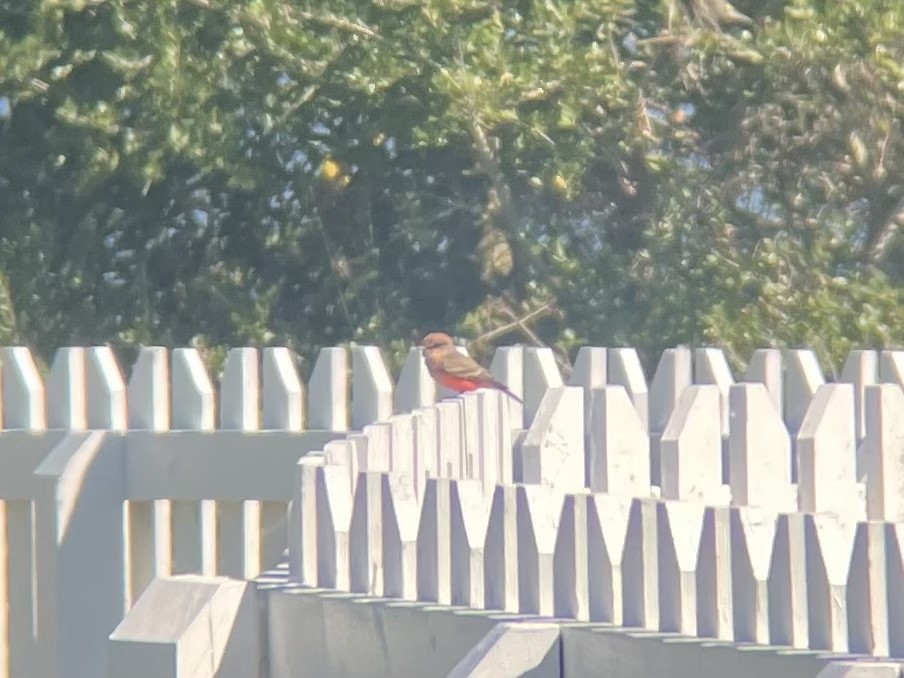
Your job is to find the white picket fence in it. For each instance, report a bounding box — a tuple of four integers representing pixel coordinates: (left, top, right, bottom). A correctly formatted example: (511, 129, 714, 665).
(2, 343, 904, 677)
(289, 345, 904, 664)
(0, 343, 413, 678)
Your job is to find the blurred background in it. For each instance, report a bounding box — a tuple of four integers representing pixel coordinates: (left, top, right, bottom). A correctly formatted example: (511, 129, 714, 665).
(0, 0, 902, 377)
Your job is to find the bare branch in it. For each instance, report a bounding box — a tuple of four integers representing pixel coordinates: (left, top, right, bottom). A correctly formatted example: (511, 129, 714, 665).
(294, 10, 377, 39)
(469, 303, 552, 347)
(866, 195, 904, 264)
(470, 301, 573, 377)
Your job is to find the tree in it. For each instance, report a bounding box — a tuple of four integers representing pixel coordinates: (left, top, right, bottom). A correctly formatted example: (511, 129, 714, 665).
(0, 0, 902, 374)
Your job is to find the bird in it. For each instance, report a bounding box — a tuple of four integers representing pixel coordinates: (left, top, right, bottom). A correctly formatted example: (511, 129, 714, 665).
(421, 332, 523, 404)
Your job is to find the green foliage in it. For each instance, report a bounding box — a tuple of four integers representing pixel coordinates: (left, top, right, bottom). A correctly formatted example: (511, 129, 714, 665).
(0, 268, 17, 345)
(0, 0, 902, 371)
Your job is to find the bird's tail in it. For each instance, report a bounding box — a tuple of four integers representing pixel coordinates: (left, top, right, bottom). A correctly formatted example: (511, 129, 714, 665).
(493, 381, 524, 405)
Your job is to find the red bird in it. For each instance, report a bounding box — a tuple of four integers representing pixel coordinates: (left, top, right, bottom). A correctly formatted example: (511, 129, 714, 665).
(421, 332, 523, 404)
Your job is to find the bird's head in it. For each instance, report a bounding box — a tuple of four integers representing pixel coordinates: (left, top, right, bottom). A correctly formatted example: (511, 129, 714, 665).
(421, 332, 454, 353)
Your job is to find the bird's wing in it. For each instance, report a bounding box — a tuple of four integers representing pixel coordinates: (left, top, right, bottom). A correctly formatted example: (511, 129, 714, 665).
(431, 350, 496, 381)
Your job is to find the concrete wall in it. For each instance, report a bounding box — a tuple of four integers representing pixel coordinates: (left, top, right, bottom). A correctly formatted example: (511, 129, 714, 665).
(108, 576, 259, 678)
(266, 587, 512, 678)
(265, 585, 851, 678)
(107, 569, 904, 678)
(562, 625, 839, 678)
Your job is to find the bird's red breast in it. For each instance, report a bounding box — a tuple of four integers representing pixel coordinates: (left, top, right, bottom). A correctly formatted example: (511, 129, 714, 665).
(434, 373, 493, 393)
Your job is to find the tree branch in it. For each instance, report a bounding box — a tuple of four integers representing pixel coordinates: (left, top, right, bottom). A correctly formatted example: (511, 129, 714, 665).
(865, 195, 904, 264)
(295, 10, 377, 39)
(469, 303, 551, 347)
(469, 301, 573, 377)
